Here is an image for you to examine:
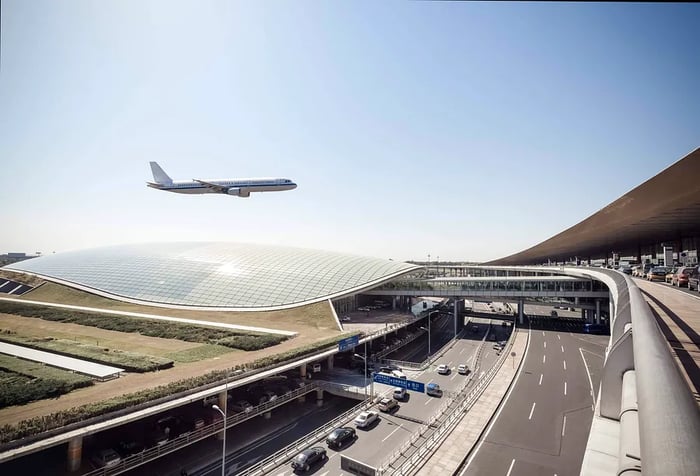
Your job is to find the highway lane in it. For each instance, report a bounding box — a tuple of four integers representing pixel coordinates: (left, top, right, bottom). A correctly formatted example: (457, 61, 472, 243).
(462, 326, 606, 476)
(244, 323, 503, 475)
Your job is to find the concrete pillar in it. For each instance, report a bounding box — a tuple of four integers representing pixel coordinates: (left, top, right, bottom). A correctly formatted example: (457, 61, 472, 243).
(263, 411, 271, 419)
(327, 354, 334, 371)
(300, 364, 307, 379)
(392, 296, 397, 310)
(581, 308, 586, 320)
(67, 436, 83, 472)
(216, 390, 228, 440)
(316, 388, 324, 407)
(596, 300, 601, 325)
(518, 298, 524, 325)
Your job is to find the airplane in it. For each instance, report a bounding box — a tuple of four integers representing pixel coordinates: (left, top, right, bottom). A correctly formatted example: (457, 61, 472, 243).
(146, 162, 297, 198)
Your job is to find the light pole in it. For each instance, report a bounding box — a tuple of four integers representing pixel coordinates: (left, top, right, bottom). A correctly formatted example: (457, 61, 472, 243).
(420, 314, 432, 365)
(212, 404, 226, 476)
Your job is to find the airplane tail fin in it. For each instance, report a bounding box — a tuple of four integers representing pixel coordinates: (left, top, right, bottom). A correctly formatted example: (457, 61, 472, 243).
(150, 162, 173, 184)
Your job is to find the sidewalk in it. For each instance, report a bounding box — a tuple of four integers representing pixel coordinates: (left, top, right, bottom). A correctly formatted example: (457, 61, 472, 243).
(416, 327, 530, 476)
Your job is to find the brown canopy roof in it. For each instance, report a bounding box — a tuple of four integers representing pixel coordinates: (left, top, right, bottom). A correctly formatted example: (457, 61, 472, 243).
(488, 148, 700, 265)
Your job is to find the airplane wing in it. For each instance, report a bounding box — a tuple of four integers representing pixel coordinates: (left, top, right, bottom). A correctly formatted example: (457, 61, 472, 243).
(193, 179, 229, 193)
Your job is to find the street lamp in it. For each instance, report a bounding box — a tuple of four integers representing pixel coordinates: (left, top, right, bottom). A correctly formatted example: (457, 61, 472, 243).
(212, 404, 226, 476)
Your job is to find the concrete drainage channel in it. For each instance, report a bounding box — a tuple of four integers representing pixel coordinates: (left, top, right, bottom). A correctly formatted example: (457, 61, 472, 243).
(379, 322, 517, 476)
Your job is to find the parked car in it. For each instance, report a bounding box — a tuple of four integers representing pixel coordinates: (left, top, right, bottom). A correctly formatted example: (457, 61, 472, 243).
(117, 440, 144, 458)
(378, 397, 398, 412)
(325, 427, 356, 449)
(426, 383, 442, 397)
(647, 267, 669, 282)
(457, 364, 469, 375)
(90, 448, 121, 468)
(436, 364, 450, 375)
(672, 266, 696, 287)
(689, 267, 700, 291)
(393, 387, 407, 400)
(231, 400, 254, 413)
(641, 263, 654, 278)
(291, 447, 327, 472)
(354, 410, 379, 428)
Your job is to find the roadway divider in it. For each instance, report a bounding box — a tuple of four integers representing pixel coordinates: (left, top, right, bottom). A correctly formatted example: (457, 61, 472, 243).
(379, 321, 517, 475)
(236, 398, 372, 476)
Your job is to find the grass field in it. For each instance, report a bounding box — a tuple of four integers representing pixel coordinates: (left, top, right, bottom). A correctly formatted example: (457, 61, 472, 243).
(0, 332, 173, 372)
(0, 353, 93, 386)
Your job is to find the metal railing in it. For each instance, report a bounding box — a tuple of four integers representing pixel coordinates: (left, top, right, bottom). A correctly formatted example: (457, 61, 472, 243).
(80, 384, 321, 476)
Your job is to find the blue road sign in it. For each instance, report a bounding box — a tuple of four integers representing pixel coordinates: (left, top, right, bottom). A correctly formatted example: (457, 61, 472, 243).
(338, 335, 360, 352)
(372, 373, 425, 393)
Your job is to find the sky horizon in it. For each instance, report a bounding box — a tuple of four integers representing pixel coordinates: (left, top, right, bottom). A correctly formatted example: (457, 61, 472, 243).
(1, 2, 699, 262)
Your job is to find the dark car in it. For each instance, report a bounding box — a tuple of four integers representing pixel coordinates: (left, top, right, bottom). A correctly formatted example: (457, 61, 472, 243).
(117, 440, 144, 458)
(325, 427, 356, 449)
(688, 266, 700, 292)
(291, 447, 327, 472)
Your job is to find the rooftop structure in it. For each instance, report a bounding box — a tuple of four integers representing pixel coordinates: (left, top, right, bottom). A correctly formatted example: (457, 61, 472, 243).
(4, 242, 419, 311)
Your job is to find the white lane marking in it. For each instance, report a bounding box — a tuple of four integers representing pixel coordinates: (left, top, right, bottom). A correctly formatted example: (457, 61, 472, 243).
(562, 415, 567, 436)
(561, 345, 565, 353)
(563, 360, 567, 371)
(382, 424, 403, 442)
(451, 372, 458, 381)
(544, 341, 547, 349)
(506, 458, 516, 476)
(479, 371, 485, 379)
(557, 334, 561, 340)
(448, 360, 453, 366)
(564, 381, 567, 396)
(579, 347, 596, 407)
(528, 402, 536, 420)
(460, 325, 532, 476)
(542, 331, 545, 336)
(538, 373, 543, 385)
(543, 355, 546, 364)
(425, 398, 433, 406)
(459, 348, 465, 355)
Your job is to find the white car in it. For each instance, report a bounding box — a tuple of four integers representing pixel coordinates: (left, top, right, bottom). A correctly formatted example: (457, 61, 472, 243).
(457, 364, 468, 375)
(437, 364, 450, 375)
(393, 387, 407, 400)
(354, 410, 379, 428)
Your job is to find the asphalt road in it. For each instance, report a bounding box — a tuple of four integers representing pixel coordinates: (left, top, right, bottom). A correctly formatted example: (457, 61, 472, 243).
(461, 326, 606, 476)
(242, 322, 504, 475)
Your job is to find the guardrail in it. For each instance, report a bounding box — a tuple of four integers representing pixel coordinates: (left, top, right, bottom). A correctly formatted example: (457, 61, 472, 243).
(382, 328, 467, 372)
(380, 320, 517, 475)
(80, 384, 321, 476)
(236, 398, 371, 476)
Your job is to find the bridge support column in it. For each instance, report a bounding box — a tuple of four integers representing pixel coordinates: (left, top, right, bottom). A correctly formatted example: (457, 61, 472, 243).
(581, 308, 586, 320)
(263, 411, 272, 419)
(392, 296, 397, 310)
(215, 390, 228, 440)
(517, 299, 524, 325)
(327, 354, 334, 371)
(67, 436, 83, 472)
(596, 300, 601, 325)
(316, 388, 324, 407)
(300, 364, 307, 379)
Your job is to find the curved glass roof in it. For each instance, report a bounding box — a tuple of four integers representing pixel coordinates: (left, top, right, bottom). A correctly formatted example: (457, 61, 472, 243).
(5, 243, 418, 310)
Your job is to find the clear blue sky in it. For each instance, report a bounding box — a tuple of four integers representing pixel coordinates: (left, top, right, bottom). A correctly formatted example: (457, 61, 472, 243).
(1, 1, 698, 262)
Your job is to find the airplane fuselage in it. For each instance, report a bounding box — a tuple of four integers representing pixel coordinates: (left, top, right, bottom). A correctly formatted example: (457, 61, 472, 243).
(148, 178, 296, 194)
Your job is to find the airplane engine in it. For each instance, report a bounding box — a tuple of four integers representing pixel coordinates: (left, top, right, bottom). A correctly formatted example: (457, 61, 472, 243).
(226, 188, 250, 197)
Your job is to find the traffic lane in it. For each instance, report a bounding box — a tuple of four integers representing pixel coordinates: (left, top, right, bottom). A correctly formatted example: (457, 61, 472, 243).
(330, 411, 423, 468)
(464, 329, 606, 476)
(126, 396, 358, 476)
